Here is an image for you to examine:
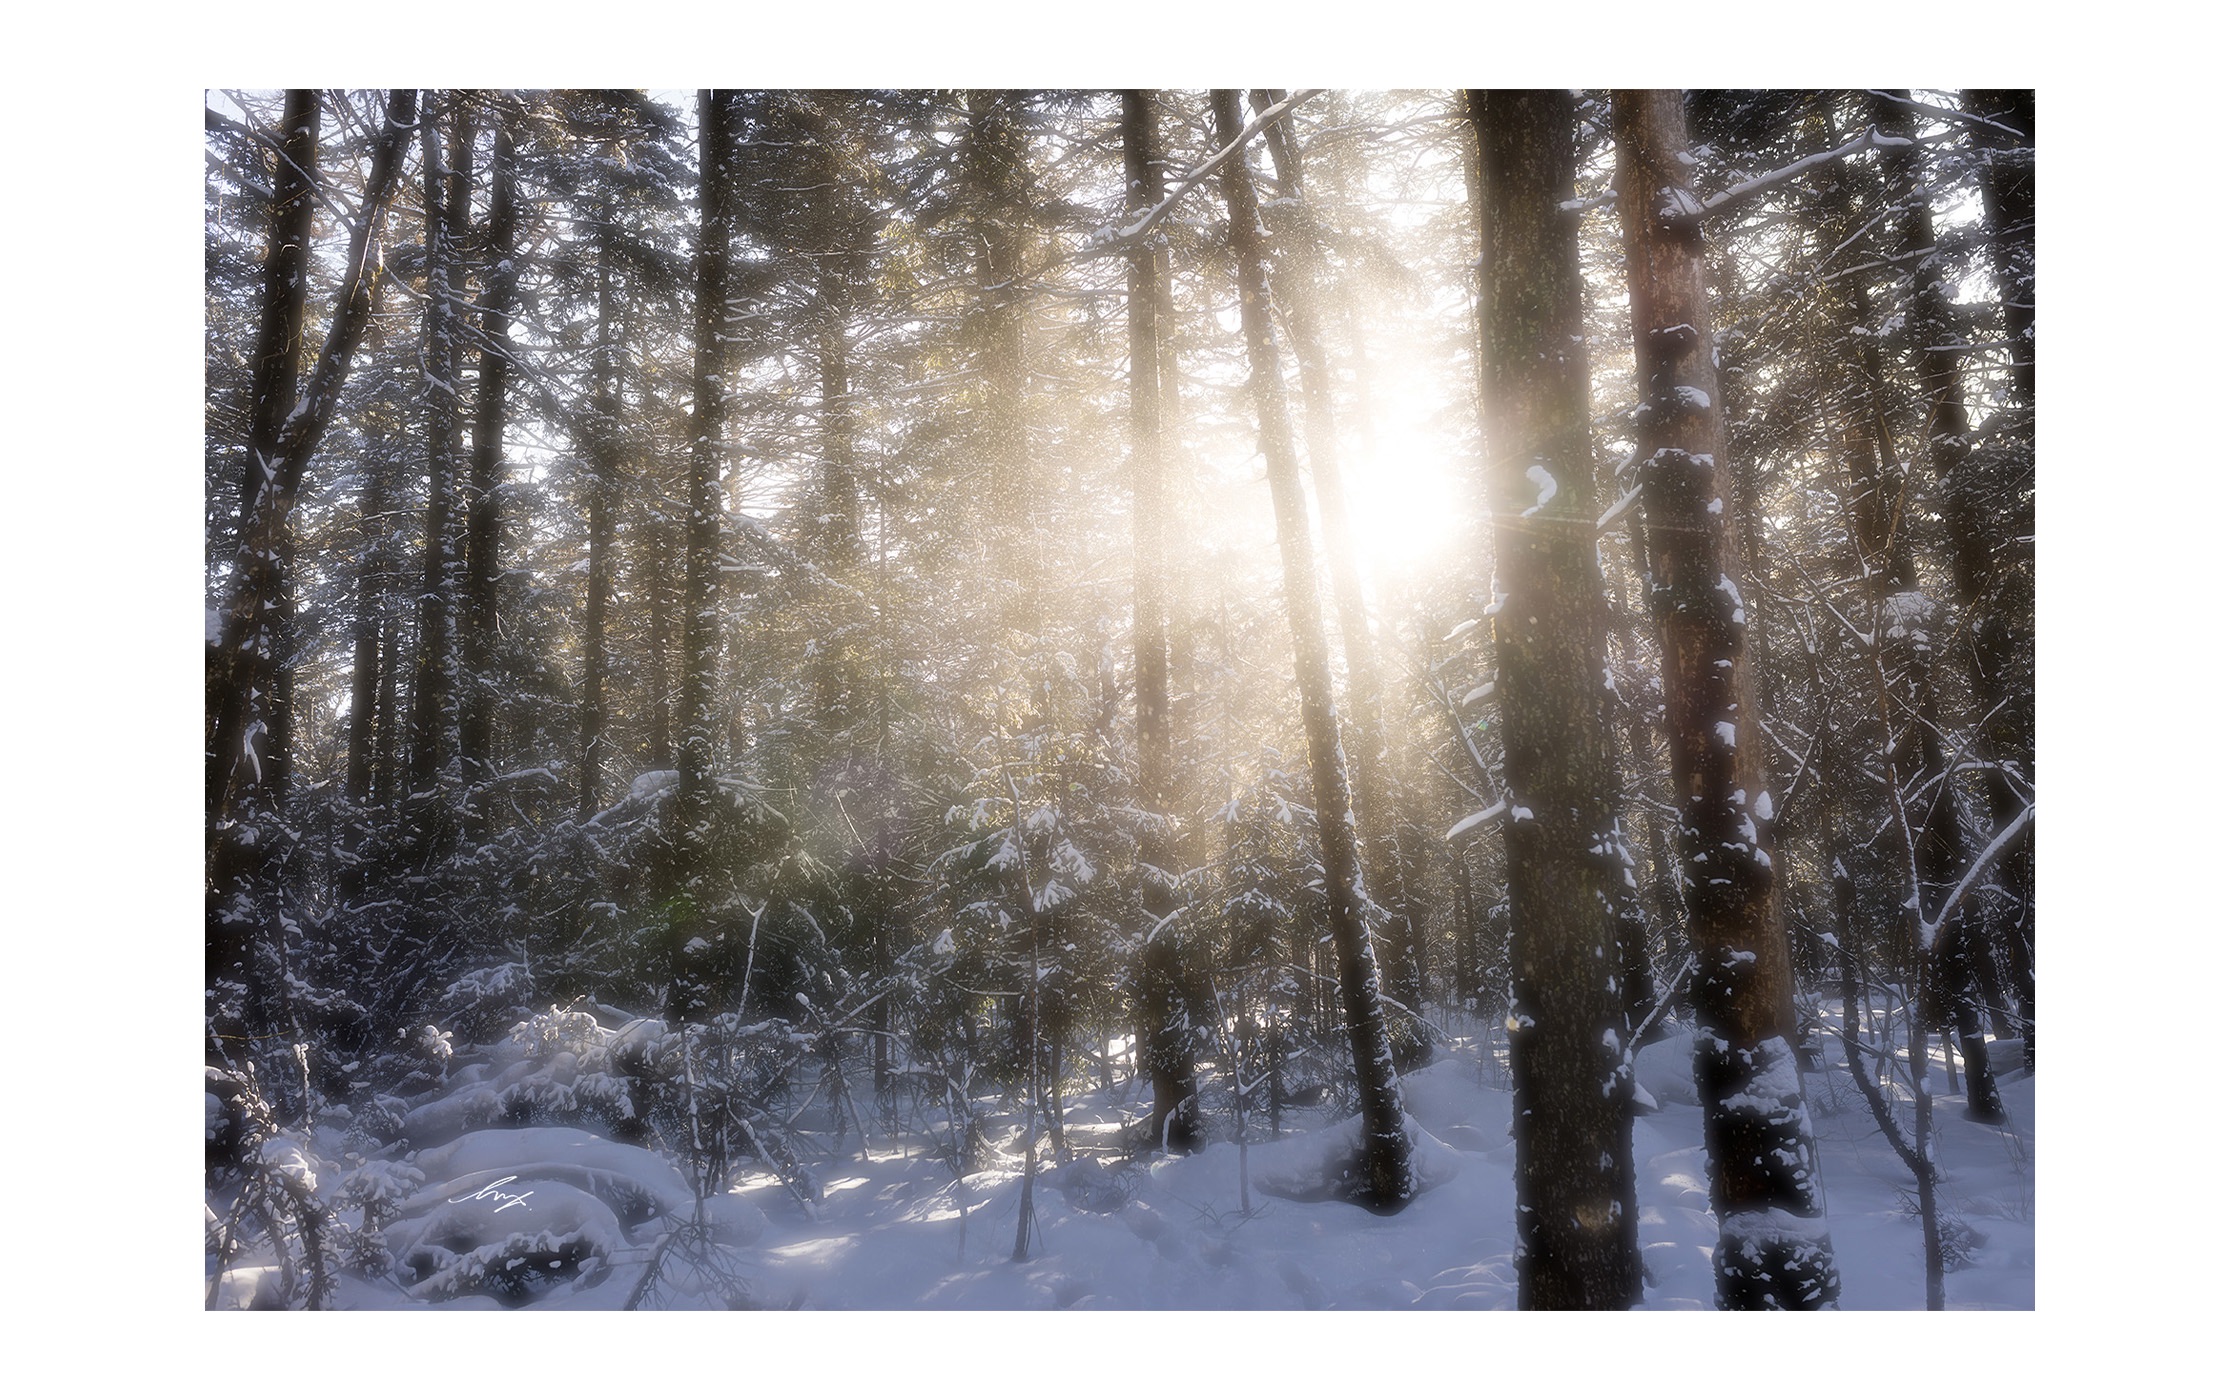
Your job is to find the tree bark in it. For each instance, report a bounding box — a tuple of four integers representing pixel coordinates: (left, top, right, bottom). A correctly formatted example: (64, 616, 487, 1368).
(1613, 88, 1838, 1309)
(1252, 89, 1430, 1070)
(1468, 89, 1642, 1308)
(1213, 89, 1411, 1211)
(404, 95, 473, 875)
(578, 213, 620, 820)
(1122, 90, 1201, 1153)
(461, 103, 520, 837)
(208, 89, 416, 1004)
(668, 88, 741, 1020)
(1865, 91, 2020, 1113)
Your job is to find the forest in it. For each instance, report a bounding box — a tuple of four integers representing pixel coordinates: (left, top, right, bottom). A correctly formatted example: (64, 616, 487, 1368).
(202, 87, 2035, 1312)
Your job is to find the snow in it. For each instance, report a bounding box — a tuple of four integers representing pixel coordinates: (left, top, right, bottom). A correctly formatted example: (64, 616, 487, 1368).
(1521, 463, 1558, 517)
(207, 1003, 2032, 1313)
(1443, 802, 1507, 841)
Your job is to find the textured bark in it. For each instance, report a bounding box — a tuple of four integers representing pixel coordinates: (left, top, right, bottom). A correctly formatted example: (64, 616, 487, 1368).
(1866, 91, 2020, 1114)
(1252, 89, 1429, 1070)
(461, 104, 520, 830)
(1962, 88, 2038, 1073)
(1613, 89, 1837, 1309)
(1468, 89, 1642, 1309)
(1123, 90, 1201, 1153)
(1213, 89, 1411, 1211)
(403, 98, 473, 871)
(343, 314, 402, 899)
(578, 216, 620, 820)
(963, 92, 1037, 648)
(1967, 89, 2035, 410)
(208, 90, 416, 998)
(668, 89, 741, 1019)
(208, 90, 412, 841)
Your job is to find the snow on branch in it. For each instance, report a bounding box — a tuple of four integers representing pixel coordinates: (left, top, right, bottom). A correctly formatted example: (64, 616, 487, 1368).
(1921, 803, 2036, 949)
(723, 510, 868, 601)
(1443, 801, 1508, 842)
(1595, 483, 1643, 536)
(1684, 124, 1909, 222)
(1080, 89, 1328, 259)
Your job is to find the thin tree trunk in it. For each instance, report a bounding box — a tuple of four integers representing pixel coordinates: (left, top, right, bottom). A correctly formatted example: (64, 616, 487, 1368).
(461, 102, 520, 837)
(1864, 91, 2016, 1116)
(1612, 89, 1838, 1309)
(1467, 88, 1642, 1309)
(1123, 90, 1201, 1153)
(1251, 89, 1430, 1070)
(404, 95, 473, 870)
(1213, 89, 1411, 1212)
(578, 215, 620, 820)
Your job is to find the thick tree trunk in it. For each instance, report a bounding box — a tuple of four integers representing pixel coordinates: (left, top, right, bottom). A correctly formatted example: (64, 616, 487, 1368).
(668, 89, 740, 1020)
(1122, 90, 1201, 1153)
(1467, 89, 1642, 1309)
(1612, 89, 1838, 1309)
(1251, 89, 1430, 1071)
(1213, 89, 1411, 1211)
(461, 104, 520, 836)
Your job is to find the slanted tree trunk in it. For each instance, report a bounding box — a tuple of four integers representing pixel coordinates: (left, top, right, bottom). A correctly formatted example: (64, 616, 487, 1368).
(1468, 88, 1642, 1309)
(208, 89, 417, 1026)
(1613, 88, 1838, 1309)
(1213, 88, 1411, 1212)
(1251, 89, 1430, 1071)
(1122, 90, 1201, 1153)
(461, 103, 520, 840)
(668, 88, 741, 1021)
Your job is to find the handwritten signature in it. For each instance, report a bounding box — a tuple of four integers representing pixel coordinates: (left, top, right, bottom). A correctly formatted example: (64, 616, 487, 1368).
(448, 1175, 535, 1213)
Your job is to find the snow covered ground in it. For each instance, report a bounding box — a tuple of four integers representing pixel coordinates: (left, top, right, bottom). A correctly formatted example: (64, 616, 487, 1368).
(207, 1004, 2032, 1312)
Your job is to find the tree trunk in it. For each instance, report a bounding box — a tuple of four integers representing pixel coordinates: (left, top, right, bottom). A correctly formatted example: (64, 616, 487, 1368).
(1467, 88, 1642, 1309)
(404, 95, 472, 871)
(1251, 90, 1430, 1071)
(1213, 89, 1411, 1212)
(578, 214, 620, 820)
(1122, 90, 1201, 1153)
(668, 88, 740, 1020)
(1864, 91, 2018, 1115)
(208, 89, 416, 1016)
(461, 103, 520, 838)
(1612, 88, 1838, 1309)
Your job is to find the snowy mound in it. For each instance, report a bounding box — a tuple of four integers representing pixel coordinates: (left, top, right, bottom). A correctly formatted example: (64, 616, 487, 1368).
(1249, 1111, 1465, 1204)
(1631, 1030, 1700, 1109)
(382, 1126, 765, 1305)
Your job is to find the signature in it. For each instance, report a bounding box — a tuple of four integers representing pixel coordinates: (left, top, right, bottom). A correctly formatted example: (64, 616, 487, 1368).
(449, 1175, 535, 1213)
